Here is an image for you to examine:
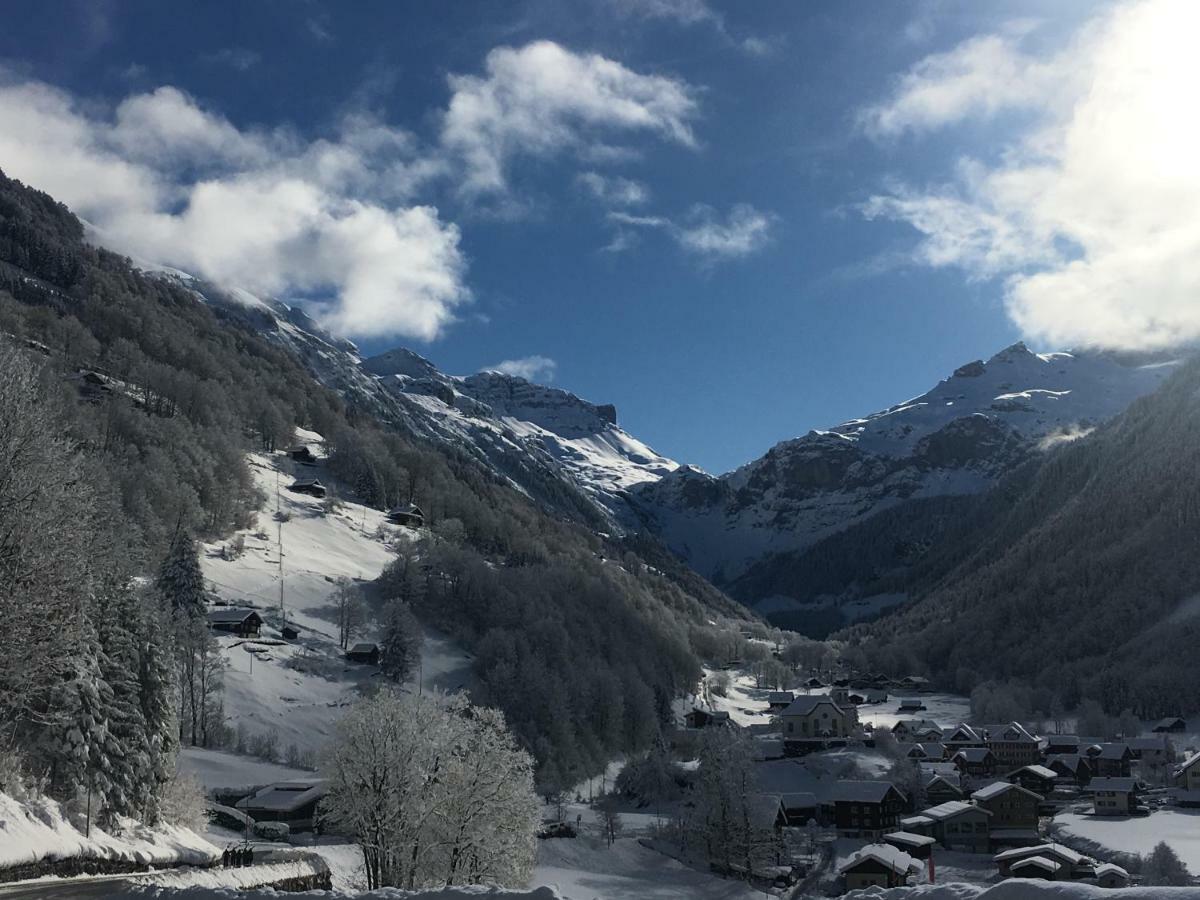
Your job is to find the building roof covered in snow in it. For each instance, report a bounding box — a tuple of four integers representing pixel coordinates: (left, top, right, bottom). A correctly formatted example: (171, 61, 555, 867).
(779, 694, 845, 717)
(206, 608, 262, 625)
(1012, 764, 1058, 781)
(920, 800, 990, 821)
(883, 831, 937, 848)
(994, 843, 1087, 866)
(839, 844, 920, 876)
(236, 780, 327, 814)
(1011, 856, 1060, 875)
(972, 782, 1040, 803)
(833, 780, 903, 804)
(1089, 777, 1138, 793)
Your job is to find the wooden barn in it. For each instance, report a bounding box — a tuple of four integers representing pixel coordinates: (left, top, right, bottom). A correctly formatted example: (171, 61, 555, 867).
(207, 608, 263, 637)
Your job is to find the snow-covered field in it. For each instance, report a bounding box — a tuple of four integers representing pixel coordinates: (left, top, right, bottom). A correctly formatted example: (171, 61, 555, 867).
(199, 447, 471, 756)
(177, 747, 316, 791)
(1053, 809, 1200, 869)
(534, 837, 763, 900)
(844, 884, 1200, 900)
(857, 693, 973, 732)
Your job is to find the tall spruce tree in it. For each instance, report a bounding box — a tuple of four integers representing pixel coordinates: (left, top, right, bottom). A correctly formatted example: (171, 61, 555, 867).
(138, 602, 179, 823)
(157, 533, 207, 620)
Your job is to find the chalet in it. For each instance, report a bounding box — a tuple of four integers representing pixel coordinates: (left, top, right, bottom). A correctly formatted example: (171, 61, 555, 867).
(942, 723, 985, 751)
(983, 722, 1041, 768)
(206, 608, 263, 638)
(918, 800, 992, 853)
(288, 477, 327, 498)
(780, 792, 818, 826)
(288, 445, 317, 464)
(386, 504, 425, 528)
(892, 719, 943, 743)
(766, 691, 795, 713)
(802, 677, 826, 690)
(1045, 754, 1092, 786)
(906, 742, 945, 762)
(899, 675, 933, 693)
(747, 793, 787, 832)
(1090, 743, 1133, 778)
(971, 781, 1042, 834)
(860, 688, 888, 705)
(345, 642, 380, 665)
(1007, 765, 1058, 797)
(882, 831, 936, 861)
(779, 695, 857, 743)
(995, 843, 1091, 880)
(1010, 856, 1060, 880)
(70, 369, 113, 402)
(1127, 735, 1174, 766)
(952, 747, 998, 778)
(1154, 717, 1187, 733)
(897, 698, 926, 713)
(236, 780, 327, 831)
(847, 692, 867, 706)
(1093, 863, 1131, 888)
(280, 624, 300, 641)
(1090, 777, 1145, 816)
(832, 781, 907, 838)
(924, 774, 963, 806)
(839, 844, 921, 891)
(1043, 735, 1081, 757)
(1174, 752, 1200, 791)
(685, 708, 731, 729)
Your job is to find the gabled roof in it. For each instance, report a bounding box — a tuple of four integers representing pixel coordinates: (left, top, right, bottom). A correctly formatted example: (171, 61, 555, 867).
(387, 503, 424, 517)
(1156, 717, 1186, 729)
(290, 477, 324, 489)
(925, 774, 963, 794)
(953, 747, 994, 763)
(1090, 777, 1138, 793)
(746, 793, 785, 829)
(780, 792, 817, 810)
(780, 694, 845, 718)
(206, 608, 262, 625)
(839, 844, 920, 876)
(1176, 752, 1200, 775)
(1096, 743, 1132, 760)
(1045, 753, 1088, 770)
(1012, 764, 1058, 781)
(995, 843, 1087, 866)
(1011, 856, 1060, 874)
(348, 642, 379, 653)
(1094, 863, 1129, 879)
(688, 707, 730, 721)
(833, 780, 904, 804)
(893, 718, 941, 733)
(900, 814, 933, 828)
(943, 723, 982, 743)
(986, 722, 1038, 743)
(920, 800, 990, 821)
(972, 781, 1041, 803)
(1044, 734, 1080, 746)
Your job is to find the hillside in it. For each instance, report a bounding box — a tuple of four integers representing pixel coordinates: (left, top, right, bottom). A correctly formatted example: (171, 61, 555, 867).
(631, 343, 1178, 621)
(844, 355, 1200, 718)
(0, 168, 757, 792)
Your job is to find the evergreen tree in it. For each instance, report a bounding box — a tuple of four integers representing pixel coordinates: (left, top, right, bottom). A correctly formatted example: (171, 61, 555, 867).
(138, 602, 178, 823)
(379, 600, 422, 683)
(1143, 841, 1191, 886)
(157, 533, 206, 620)
(95, 588, 151, 822)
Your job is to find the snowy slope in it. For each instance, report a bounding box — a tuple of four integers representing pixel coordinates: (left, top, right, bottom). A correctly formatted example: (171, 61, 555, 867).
(199, 443, 471, 758)
(631, 343, 1179, 585)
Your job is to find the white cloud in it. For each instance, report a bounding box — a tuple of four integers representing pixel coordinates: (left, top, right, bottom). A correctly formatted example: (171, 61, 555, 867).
(0, 74, 467, 341)
(201, 47, 261, 72)
(441, 40, 698, 195)
(486, 355, 558, 382)
(609, 0, 718, 26)
(576, 171, 649, 206)
(610, 203, 774, 260)
(861, 0, 1200, 351)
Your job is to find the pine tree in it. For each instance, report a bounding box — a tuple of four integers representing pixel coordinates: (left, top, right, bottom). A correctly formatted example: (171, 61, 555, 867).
(379, 601, 422, 683)
(157, 533, 207, 620)
(95, 588, 151, 822)
(1143, 841, 1190, 886)
(138, 602, 179, 823)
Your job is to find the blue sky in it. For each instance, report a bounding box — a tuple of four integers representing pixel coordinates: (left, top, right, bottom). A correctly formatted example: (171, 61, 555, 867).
(2, 0, 1189, 473)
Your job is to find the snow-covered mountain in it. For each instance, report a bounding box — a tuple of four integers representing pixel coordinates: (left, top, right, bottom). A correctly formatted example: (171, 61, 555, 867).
(629, 343, 1180, 585)
(157, 275, 676, 528)
(162, 274, 1181, 609)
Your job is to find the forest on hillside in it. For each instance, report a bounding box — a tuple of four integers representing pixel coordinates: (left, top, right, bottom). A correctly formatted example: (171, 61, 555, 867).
(842, 357, 1200, 721)
(0, 169, 760, 797)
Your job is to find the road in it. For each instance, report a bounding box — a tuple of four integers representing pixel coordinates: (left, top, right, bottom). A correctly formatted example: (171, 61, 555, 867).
(0, 849, 316, 899)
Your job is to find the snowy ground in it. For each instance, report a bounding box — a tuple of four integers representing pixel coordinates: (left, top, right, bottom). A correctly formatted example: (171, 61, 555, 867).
(177, 747, 316, 791)
(200, 447, 472, 756)
(842, 884, 1200, 900)
(533, 837, 764, 900)
(1053, 808, 1200, 869)
(0, 791, 217, 868)
(856, 693, 973, 732)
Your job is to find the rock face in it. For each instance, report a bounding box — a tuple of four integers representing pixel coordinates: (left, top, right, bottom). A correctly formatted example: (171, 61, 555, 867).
(629, 343, 1179, 590)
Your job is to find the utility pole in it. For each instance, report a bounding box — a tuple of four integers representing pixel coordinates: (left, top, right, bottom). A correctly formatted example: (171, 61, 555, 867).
(276, 467, 285, 619)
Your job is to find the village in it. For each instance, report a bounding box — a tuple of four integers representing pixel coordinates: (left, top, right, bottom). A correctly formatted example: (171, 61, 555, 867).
(655, 668, 1200, 895)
